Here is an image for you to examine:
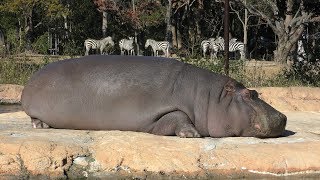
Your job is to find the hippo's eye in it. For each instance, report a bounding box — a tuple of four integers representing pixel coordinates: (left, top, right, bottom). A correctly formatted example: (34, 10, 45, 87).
(244, 92, 251, 99)
(241, 89, 251, 100)
(250, 90, 259, 99)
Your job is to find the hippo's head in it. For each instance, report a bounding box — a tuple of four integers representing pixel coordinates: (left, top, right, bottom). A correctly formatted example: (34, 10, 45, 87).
(208, 80, 287, 138)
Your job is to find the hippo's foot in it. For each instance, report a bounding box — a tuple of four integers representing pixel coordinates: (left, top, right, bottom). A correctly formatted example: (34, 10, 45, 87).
(176, 125, 201, 138)
(31, 118, 50, 128)
(149, 111, 201, 138)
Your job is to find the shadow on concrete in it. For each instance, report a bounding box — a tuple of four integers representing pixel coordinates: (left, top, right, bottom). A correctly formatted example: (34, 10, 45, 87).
(0, 105, 23, 114)
(281, 130, 296, 137)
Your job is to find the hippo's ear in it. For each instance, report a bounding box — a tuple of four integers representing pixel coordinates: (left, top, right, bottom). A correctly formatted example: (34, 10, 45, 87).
(224, 81, 235, 92)
(250, 90, 259, 99)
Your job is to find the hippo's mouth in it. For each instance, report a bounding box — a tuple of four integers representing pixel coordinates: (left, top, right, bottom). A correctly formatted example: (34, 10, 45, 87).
(250, 120, 286, 138)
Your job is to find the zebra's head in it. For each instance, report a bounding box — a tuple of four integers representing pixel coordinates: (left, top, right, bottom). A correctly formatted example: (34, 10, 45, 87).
(145, 39, 152, 48)
(215, 37, 224, 44)
(103, 36, 115, 46)
(208, 38, 215, 42)
(230, 38, 237, 43)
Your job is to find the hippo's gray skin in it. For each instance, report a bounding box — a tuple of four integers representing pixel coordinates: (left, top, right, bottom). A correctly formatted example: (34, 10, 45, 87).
(21, 55, 287, 138)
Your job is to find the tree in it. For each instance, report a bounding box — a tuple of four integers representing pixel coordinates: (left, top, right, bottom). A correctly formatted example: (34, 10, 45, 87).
(165, 0, 172, 44)
(229, 0, 256, 57)
(92, 0, 111, 37)
(0, 0, 67, 52)
(92, 0, 166, 55)
(239, 0, 320, 63)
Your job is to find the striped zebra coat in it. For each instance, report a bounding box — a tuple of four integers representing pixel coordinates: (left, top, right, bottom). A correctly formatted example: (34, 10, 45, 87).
(119, 37, 135, 55)
(145, 39, 170, 57)
(84, 37, 114, 55)
(297, 40, 307, 62)
(201, 38, 218, 59)
(214, 37, 246, 60)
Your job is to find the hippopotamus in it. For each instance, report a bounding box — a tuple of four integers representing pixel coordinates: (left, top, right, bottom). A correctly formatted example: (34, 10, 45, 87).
(21, 55, 287, 138)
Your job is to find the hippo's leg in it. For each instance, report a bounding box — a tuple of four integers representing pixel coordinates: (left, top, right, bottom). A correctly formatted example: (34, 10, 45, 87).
(31, 118, 50, 128)
(151, 111, 201, 138)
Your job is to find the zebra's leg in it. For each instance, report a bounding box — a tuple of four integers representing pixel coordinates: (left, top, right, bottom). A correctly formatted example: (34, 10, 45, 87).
(85, 47, 89, 56)
(213, 51, 217, 59)
(240, 51, 245, 60)
(100, 45, 105, 55)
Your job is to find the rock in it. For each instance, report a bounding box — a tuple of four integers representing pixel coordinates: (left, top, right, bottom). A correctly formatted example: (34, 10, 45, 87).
(252, 87, 320, 112)
(0, 110, 320, 178)
(1, 86, 320, 178)
(0, 84, 23, 104)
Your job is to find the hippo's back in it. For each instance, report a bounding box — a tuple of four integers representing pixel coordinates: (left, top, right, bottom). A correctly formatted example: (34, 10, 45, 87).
(21, 55, 195, 130)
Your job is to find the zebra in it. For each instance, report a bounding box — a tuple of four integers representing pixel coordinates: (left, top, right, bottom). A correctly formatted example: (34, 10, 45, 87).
(297, 40, 307, 62)
(145, 39, 170, 57)
(84, 36, 114, 55)
(119, 37, 135, 55)
(201, 38, 219, 59)
(214, 36, 245, 59)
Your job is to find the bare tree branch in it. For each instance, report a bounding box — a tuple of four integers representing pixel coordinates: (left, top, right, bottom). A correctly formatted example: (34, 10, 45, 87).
(229, 2, 245, 27)
(310, 16, 320, 22)
(241, 2, 280, 35)
(265, 0, 279, 16)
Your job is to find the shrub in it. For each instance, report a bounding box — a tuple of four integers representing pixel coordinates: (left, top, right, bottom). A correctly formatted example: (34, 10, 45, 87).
(0, 57, 49, 85)
(62, 40, 83, 56)
(32, 33, 49, 54)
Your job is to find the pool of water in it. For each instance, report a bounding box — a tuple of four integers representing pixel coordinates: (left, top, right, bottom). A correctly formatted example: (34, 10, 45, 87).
(0, 104, 23, 114)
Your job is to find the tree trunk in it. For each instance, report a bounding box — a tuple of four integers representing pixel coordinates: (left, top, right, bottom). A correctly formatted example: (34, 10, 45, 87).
(25, 12, 33, 51)
(177, 11, 182, 49)
(171, 18, 178, 48)
(284, 0, 293, 30)
(132, 0, 139, 55)
(274, 36, 292, 63)
(165, 0, 172, 43)
(195, 0, 203, 42)
(102, 11, 108, 37)
(177, 28, 182, 49)
(18, 19, 22, 53)
(274, 26, 305, 63)
(243, 5, 248, 58)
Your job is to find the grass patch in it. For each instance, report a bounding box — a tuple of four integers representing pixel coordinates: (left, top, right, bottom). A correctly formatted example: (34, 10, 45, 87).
(0, 56, 50, 85)
(0, 56, 318, 87)
(181, 57, 318, 87)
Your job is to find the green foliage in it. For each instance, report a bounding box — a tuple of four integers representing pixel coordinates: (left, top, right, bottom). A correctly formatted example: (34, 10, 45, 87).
(139, 6, 166, 27)
(0, 57, 48, 85)
(62, 40, 83, 56)
(0, 45, 6, 57)
(285, 60, 320, 87)
(180, 57, 246, 81)
(6, 28, 26, 54)
(180, 57, 318, 87)
(32, 32, 49, 54)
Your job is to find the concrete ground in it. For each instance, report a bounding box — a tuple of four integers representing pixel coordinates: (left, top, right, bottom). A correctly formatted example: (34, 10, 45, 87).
(0, 105, 320, 179)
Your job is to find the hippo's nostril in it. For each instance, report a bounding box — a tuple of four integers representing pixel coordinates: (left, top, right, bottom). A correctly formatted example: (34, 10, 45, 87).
(254, 124, 261, 131)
